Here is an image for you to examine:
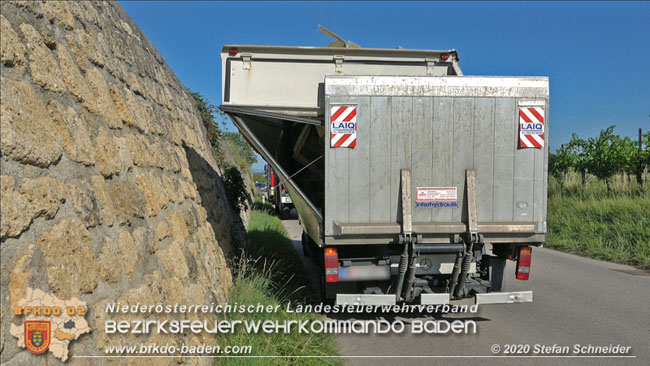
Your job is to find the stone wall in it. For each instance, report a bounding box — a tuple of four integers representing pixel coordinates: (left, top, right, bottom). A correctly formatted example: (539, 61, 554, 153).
(1, 1, 241, 364)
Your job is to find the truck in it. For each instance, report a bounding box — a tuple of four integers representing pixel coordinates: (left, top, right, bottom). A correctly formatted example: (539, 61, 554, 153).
(265, 164, 294, 219)
(220, 41, 548, 306)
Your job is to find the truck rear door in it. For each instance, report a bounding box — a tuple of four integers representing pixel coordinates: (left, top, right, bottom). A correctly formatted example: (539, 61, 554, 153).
(324, 75, 549, 247)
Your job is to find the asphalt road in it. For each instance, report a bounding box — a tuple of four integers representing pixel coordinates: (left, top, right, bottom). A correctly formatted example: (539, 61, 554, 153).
(281, 217, 650, 366)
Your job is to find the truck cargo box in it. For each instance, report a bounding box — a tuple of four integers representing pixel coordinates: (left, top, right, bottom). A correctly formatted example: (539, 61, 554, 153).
(221, 45, 548, 248)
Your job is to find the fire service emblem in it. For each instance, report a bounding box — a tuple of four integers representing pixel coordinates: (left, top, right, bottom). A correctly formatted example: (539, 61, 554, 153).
(24, 321, 51, 354)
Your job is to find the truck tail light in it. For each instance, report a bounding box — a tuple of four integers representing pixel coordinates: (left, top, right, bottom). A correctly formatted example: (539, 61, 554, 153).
(324, 248, 339, 283)
(516, 246, 532, 280)
(441, 53, 450, 61)
(229, 48, 238, 56)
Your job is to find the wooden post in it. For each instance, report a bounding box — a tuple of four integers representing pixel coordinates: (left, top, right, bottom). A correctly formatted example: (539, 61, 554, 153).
(637, 128, 643, 186)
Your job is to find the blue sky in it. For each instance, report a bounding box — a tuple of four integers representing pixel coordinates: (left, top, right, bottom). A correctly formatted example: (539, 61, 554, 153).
(120, 1, 650, 172)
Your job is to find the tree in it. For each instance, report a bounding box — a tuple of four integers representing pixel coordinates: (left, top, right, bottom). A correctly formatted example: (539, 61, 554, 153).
(567, 134, 590, 186)
(584, 126, 631, 191)
(616, 136, 640, 183)
(549, 144, 576, 183)
(253, 173, 265, 183)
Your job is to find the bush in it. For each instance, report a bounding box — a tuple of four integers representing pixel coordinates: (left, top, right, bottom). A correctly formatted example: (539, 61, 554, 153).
(223, 165, 249, 212)
(550, 126, 649, 190)
(253, 173, 265, 183)
(190, 91, 224, 165)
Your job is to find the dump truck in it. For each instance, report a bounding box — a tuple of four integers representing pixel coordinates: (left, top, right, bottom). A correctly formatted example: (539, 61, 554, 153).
(221, 42, 548, 306)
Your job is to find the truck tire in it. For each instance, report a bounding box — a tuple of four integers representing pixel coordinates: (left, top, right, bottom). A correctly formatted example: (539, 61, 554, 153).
(301, 232, 311, 257)
(489, 256, 507, 292)
(301, 232, 320, 263)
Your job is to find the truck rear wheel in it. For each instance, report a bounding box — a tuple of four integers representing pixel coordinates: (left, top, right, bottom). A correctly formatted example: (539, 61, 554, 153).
(301, 232, 319, 262)
(301, 232, 311, 257)
(488, 255, 507, 292)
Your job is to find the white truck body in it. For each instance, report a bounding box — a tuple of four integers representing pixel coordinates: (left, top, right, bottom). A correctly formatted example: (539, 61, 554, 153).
(221, 44, 547, 305)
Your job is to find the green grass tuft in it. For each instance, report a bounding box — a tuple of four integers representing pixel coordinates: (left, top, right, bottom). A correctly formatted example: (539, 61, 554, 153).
(251, 198, 275, 216)
(216, 210, 341, 366)
(244, 211, 316, 302)
(546, 176, 650, 270)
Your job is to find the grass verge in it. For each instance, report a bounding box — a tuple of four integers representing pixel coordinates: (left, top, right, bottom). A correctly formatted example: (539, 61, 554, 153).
(546, 177, 650, 270)
(216, 210, 341, 366)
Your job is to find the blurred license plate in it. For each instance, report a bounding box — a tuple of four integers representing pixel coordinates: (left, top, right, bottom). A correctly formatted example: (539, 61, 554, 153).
(339, 265, 390, 281)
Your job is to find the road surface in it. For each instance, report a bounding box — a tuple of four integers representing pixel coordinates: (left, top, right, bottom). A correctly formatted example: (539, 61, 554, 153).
(281, 218, 649, 366)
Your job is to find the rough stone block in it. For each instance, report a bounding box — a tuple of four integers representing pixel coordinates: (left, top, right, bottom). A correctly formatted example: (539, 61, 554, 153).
(0, 78, 63, 167)
(19, 176, 67, 220)
(0, 14, 26, 69)
(0, 176, 31, 239)
(47, 100, 94, 166)
(37, 218, 99, 297)
(19, 23, 65, 92)
(67, 179, 102, 227)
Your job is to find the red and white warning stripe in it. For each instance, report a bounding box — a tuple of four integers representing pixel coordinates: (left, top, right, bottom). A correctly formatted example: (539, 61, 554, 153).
(330, 132, 357, 148)
(519, 106, 545, 148)
(330, 105, 357, 148)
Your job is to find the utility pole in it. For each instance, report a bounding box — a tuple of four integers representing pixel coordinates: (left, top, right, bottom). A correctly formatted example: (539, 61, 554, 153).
(638, 128, 644, 186)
